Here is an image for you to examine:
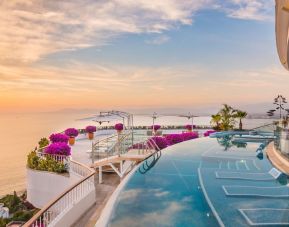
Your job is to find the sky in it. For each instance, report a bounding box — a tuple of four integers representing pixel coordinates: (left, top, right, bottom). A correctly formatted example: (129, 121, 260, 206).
(0, 0, 288, 114)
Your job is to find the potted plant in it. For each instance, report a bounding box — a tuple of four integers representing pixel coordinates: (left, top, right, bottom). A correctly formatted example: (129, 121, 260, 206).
(151, 125, 161, 135)
(185, 124, 193, 132)
(64, 128, 79, 145)
(85, 126, 97, 140)
(114, 123, 124, 134)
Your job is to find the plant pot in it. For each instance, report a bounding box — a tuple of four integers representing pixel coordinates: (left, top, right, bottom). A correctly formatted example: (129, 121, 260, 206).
(88, 132, 94, 140)
(117, 130, 122, 134)
(69, 137, 75, 146)
(187, 129, 192, 132)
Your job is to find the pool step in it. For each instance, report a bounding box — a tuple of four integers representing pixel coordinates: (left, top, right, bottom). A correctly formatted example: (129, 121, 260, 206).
(218, 160, 258, 171)
(223, 185, 289, 198)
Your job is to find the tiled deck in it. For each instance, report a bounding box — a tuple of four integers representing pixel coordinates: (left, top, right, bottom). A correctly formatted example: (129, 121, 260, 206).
(72, 172, 120, 227)
(267, 142, 289, 175)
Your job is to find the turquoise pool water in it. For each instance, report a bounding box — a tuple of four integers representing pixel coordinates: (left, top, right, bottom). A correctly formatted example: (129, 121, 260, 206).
(107, 135, 289, 226)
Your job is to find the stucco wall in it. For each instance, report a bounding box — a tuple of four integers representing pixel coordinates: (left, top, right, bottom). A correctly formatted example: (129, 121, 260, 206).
(26, 168, 82, 208)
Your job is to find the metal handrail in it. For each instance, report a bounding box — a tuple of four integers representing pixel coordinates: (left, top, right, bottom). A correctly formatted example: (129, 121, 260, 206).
(24, 160, 95, 227)
(251, 122, 276, 131)
(92, 131, 133, 160)
(92, 134, 118, 149)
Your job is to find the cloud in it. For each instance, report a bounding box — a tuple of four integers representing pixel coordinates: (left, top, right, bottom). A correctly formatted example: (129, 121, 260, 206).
(0, 61, 204, 92)
(0, 0, 274, 65)
(112, 201, 184, 226)
(220, 0, 274, 21)
(0, 0, 212, 64)
(146, 35, 170, 45)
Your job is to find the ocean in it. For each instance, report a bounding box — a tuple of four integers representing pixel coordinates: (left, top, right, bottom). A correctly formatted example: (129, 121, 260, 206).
(0, 112, 273, 196)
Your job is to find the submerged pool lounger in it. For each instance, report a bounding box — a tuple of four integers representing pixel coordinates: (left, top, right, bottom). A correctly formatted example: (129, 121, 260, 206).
(239, 208, 289, 226)
(223, 185, 289, 198)
(215, 171, 275, 181)
(216, 168, 283, 181)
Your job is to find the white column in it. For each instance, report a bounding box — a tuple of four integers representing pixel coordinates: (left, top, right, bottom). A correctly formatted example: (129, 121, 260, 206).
(98, 166, 103, 184)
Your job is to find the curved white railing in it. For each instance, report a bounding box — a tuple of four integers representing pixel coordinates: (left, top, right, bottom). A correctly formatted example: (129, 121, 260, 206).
(36, 152, 70, 165)
(24, 160, 95, 227)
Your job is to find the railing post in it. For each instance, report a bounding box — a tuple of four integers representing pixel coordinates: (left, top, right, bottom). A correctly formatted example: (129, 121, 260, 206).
(99, 166, 103, 184)
(91, 142, 94, 164)
(120, 161, 123, 176)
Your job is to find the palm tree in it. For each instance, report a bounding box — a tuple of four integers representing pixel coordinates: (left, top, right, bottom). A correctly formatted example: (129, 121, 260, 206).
(234, 110, 247, 130)
(210, 114, 221, 130)
(218, 104, 236, 131)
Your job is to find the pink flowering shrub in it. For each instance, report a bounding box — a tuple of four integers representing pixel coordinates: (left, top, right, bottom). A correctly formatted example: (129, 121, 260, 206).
(204, 130, 216, 137)
(85, 125, 97, 133)
(165, 134, 184, 145)
(64, 128, 79, 137)
(182, 132, 198, 141)
(49, 133, 69, 143)
(185, 125, 193, 131)
(130, 143, 148, 150)
(114, 123, 124, 131)
(151, 125, 161, 131)
(44, 142, 71, 156)
(149, 136, 169, 150)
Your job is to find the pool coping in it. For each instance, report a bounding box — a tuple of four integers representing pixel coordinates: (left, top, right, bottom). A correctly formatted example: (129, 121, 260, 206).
(198, 168, 225, 227)
(267, 142, 289, 175)
(94, 162, 141, 227)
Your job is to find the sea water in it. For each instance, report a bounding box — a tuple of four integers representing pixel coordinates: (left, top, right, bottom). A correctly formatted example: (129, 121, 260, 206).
(0, 112, 272, 196)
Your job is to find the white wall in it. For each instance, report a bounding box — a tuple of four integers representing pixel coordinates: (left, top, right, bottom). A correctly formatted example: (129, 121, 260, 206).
(51, 189, 96, 227)
(27, 168, 82, 208)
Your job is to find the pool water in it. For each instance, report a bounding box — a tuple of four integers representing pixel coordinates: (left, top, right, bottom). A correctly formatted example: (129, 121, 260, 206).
(106, 136, 289, 227)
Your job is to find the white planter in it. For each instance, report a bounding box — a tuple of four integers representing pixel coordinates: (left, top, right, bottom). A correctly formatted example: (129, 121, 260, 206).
(26, 168, 82, 208)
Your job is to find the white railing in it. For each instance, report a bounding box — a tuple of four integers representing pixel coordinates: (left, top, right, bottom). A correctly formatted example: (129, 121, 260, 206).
(36, 152, 70, 166)
(91, 132, 134, 160)
(70, 160, 94, 178)
(24, 161, 95, 227)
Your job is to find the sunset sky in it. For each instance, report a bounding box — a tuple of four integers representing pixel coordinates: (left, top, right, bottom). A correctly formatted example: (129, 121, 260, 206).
(0, 0, 288, 113)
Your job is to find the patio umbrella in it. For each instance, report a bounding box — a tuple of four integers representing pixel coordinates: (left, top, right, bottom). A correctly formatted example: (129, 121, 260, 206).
(76, 114, 123, 125)
(176, 112, 198, 128)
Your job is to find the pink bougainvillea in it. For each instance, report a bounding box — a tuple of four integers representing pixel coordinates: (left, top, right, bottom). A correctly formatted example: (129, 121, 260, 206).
(49, 133, 69, 144)
(151, 125, 161, 131)
(165, 134, 184, 145)
(182, 132, 198, 141)
(204, 130, 216, 137)
(44, 142, 71, 156)
(85, 125, 97, 133)
(64, 128, 79, 137)
(114, 123, 124, 131)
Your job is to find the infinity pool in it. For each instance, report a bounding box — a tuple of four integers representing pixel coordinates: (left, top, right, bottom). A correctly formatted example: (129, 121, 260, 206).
(105, 135, 289, 226)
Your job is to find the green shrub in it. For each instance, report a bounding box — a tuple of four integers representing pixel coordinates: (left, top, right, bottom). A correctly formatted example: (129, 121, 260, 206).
(38, 137, 49, 149)
(27, 150, 40, 170)
(0, 218, 9, 227)
(12, 210, 35, 221)
(27, 151, 67, 174)
(0, 192, 23, 213)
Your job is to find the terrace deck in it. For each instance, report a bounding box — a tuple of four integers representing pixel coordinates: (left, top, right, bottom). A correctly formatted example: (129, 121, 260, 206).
(91, 151, 155, 168)
(267, 142, 289, 175)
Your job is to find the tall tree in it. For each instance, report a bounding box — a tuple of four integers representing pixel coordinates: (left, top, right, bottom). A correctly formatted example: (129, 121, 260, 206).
(218, 104, 236, 131)
(234, 110, 247, 130)
(210, 114, 221, 130)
